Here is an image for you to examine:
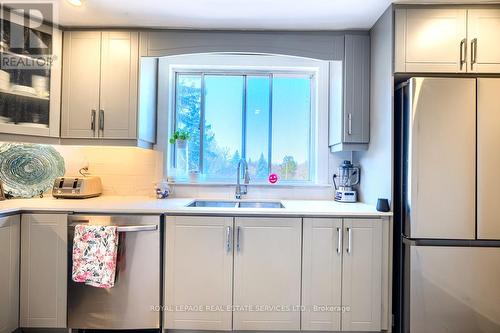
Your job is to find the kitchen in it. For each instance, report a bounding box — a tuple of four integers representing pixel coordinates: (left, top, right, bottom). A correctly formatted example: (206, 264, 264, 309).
(0, 1, 499, 333)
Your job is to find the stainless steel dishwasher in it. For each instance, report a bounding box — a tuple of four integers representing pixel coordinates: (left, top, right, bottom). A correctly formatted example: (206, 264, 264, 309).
(67, 214, 161, 330)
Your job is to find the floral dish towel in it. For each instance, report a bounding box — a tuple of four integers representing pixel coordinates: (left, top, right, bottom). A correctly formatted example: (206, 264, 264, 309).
(72, 225, 119, 288)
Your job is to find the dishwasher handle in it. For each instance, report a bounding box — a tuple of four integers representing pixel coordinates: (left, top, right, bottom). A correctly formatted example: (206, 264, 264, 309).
(116, 225, 157, 232)
(68, 224, 158, 232)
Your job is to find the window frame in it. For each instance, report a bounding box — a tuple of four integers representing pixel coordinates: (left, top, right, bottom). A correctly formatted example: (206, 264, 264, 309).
(157, 53, 330, 185)
(172, 70, 315, 182)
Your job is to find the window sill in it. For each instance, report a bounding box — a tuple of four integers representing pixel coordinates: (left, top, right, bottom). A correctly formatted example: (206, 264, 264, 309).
(167, 181, 332, 188)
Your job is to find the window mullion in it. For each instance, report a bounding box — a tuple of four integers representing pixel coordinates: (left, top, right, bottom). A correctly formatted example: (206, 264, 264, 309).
(172, 72, 178, 169)
(268, 74, 273, 176)
(199, 73, 206, 174)
(242, 75, 247, 164)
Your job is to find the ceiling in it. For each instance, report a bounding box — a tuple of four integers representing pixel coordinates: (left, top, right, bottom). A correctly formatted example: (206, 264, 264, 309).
(52, 0, 494, 30)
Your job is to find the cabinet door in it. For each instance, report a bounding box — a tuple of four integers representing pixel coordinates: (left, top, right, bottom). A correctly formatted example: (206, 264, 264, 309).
(99, 31, 139, 139)
(395, 9, 467, 73)
(341, 219, 382, 331)
(20, 214, 67, 328)
(61, 31, 102, 138)
(468, 9, 500, 73)
(344, 34, 370, 144)
(477, 78, 500, 239)
(0, 215, 20, 333)
(301, 218, 342, 331)
(233, 217, 301, 330)
(165, 216, 233, 330)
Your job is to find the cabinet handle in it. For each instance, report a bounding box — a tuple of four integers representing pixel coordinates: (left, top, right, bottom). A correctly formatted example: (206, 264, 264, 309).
(336, 227, 342, 254)
(90, 109, 96, 133)
(236, 226, 241, 252)
(346, 227, 352, 254)
(471, 38, 477, 70)
(99, 109, 104, 136)
(348, 113, 352, 135)
(226, 226, 232, 253)
(459, 38, 467, 71)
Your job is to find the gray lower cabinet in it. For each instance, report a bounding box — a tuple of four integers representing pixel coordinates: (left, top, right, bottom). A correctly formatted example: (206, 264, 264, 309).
(165, 216, 234, 330)
(165, 216, 302, 331)
(20, 213, 67, 328)
(302, 218, 382, 332)
(233, 217, 302, 331)
(301, 218, 343, 331)
(0, 215, 20, 333)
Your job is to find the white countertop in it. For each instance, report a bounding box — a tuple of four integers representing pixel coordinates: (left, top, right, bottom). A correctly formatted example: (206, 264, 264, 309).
(0, 196, 392, 218)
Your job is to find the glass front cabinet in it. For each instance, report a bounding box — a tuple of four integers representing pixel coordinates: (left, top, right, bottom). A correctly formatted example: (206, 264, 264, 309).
(0, 8, 61, 137)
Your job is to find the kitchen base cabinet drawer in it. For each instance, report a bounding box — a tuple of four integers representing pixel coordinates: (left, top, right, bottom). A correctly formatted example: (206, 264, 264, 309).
(20, 213, 67, 329)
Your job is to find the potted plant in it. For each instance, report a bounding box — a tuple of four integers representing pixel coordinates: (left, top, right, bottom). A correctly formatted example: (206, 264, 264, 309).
(169, 130, 191, 176)
(169, 130, 190, 149)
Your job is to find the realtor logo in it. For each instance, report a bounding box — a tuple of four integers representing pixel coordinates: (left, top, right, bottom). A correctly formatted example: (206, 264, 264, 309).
(0, 2, 57, 70)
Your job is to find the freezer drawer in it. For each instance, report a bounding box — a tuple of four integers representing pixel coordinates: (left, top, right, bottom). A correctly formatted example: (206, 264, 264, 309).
(407, 245, 500, 333)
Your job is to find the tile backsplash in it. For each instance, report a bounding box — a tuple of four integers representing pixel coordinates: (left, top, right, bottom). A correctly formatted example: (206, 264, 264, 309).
(53, 145, 163, 196)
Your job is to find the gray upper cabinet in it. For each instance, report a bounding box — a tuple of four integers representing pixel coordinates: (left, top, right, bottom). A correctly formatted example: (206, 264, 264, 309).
(395, 8, 467, 73)
(395, 7, 500, 73)
(99, 32, 139, 139)
(0, 215, 20, 333)
(62, 31, 153, 144)
(329, 34, 370, 152)
(61, 31, 101, 138)
(467, 9, 500, 73)
(20, 213, 67, 329)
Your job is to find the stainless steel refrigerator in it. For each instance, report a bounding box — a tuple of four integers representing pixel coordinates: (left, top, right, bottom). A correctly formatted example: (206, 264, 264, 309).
(394, 77, 500, 333)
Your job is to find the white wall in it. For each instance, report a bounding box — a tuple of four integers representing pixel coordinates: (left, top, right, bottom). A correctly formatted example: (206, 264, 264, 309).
(355, 7, 393, 205)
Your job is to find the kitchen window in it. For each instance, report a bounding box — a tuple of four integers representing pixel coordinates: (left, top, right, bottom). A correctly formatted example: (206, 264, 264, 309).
(171, 71, 313, 182)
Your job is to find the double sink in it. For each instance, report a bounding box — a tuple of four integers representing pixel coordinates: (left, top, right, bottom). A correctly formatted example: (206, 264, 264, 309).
(186, 200, 284, 209)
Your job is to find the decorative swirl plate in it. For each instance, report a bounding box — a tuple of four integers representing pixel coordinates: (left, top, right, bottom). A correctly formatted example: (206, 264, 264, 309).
(0, 143, 65, 198)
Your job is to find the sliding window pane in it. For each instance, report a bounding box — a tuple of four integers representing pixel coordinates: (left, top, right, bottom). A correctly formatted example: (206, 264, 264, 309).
(245, 76, 270, 180)
(203, 75, 244, 179)
(175, 74, 201, 172)
(271, 75, 311, 181)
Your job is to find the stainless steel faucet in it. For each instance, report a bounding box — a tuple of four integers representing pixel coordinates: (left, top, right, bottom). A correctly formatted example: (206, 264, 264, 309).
(235, 159, 250, 199)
